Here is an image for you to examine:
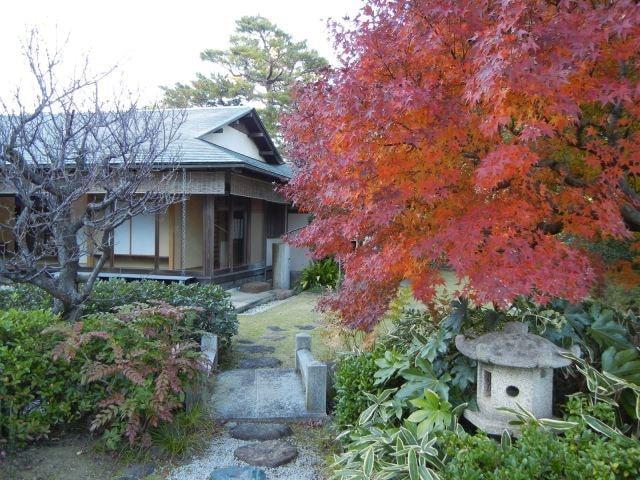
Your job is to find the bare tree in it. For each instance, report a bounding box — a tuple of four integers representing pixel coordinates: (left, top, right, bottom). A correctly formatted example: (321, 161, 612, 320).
(0, 32, 185, 321)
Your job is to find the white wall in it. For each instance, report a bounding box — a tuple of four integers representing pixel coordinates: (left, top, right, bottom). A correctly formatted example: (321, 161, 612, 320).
(266, 213, 312, 271)
(203, 126, 264, 161)
(287, 213, 313, 272)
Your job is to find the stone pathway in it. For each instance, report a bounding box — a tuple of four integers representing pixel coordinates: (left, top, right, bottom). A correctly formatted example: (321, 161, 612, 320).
(187, 298, 326, 480)
(166, 422, 321, 480)
(210, 369, 324, 421)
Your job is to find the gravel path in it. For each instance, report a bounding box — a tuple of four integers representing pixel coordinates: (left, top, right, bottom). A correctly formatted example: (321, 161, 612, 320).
(166, 427, 323, 480)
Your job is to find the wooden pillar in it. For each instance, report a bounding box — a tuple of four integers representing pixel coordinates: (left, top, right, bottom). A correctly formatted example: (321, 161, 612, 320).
(168, 205, 175, 270)
(109, 202, 115, 269)
(154, 212, 160, 272)
(203, 196, 215, 278)
(228, 196, 234, 272)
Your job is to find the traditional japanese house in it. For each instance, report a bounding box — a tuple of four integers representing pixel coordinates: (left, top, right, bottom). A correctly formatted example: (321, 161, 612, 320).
(0, 106, 310, 285)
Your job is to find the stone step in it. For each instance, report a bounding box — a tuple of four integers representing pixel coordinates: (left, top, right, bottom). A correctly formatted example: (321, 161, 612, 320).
(234, 440, 299, 468)
(229, 423, 293, 441)
(210, 369, 326, 422)
(209, 466, 266, 480)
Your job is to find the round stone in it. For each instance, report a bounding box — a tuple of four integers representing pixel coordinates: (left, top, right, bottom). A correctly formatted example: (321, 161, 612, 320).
(234, 440, 298, 468)
(295, 324, 316, 330)
(209, 466, 267, 480)
(238, 357, 282, 369)
(229, 423, 293, 441)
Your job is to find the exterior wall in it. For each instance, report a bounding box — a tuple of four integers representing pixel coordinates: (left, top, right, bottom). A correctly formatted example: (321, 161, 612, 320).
(203, 126, 264, 161)
(249, 198, 264, 265)
(173, 196, 204, 272)
(287, 213, 312, 273)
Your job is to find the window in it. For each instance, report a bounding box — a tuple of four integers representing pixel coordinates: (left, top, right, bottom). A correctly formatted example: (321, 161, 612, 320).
(114, 214, 156, 255)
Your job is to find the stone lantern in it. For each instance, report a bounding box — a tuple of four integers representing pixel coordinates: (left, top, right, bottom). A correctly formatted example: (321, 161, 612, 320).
(455, 322, 579, 435)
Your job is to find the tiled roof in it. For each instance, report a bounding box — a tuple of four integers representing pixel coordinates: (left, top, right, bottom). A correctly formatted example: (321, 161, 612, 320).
(0, 106, 292, 181)
(169, 107, 291, 180)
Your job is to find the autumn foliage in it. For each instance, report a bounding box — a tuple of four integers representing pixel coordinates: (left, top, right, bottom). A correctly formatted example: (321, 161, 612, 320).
(282, 0, 640, 329)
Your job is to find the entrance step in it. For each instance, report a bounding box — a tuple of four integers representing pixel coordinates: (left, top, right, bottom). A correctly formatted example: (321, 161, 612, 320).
(227, 289, 276, 313)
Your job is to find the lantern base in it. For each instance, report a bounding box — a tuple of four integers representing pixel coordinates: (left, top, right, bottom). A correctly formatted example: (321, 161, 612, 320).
(463, 409, 522, 437)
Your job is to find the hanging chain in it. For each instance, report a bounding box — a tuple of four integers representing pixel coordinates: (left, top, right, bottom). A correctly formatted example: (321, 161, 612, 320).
(181, 168, 187, 274)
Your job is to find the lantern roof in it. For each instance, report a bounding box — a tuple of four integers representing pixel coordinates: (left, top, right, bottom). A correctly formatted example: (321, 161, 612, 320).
(455, 322, 579, 369)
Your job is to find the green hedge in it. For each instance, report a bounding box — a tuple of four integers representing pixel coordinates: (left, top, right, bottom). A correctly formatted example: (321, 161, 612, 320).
(0, 279, 238, 348)
(0, 304, 206, 450)
(333, 350, 381, 429)
(0, 309, 101, 447)
(440, 425, 640, 479)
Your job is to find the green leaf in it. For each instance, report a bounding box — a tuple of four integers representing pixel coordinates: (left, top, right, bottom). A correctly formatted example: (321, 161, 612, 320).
(362, 446, 375, 477)
(587, 309, 632, 350)
(500, 429, 511, 448)
(601, 347, 640, 384)
(408, 448, 418, 480)
(583, 415, 636, 447)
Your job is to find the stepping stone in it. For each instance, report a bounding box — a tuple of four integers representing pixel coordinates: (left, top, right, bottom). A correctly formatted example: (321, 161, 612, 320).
(296, 324, 316, 330)
(236, 345, 275, 354)
(267, 325, 285, 332)
(237, 339, 255, 345)
(209, 467, 266, 480)
(237, 345, 274, 354)
(273, 289, 294, 300)
(238, 357, 282, 369)
(117, 462, 156, 480)
(261, 335, 285, 341)
(234, 440, 298, 468)
(239, 282, 271, 293)
(229, 423, 293, 441)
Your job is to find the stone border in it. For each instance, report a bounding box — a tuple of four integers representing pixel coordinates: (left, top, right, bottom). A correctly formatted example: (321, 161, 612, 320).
(201, 333, 219, 372)
(295, 333, 327, 414)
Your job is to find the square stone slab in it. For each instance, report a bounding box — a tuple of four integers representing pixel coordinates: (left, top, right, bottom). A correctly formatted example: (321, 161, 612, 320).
(210, 369, 326, 421)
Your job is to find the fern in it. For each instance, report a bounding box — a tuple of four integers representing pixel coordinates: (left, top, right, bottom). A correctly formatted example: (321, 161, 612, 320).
(52, 302, 205, 448)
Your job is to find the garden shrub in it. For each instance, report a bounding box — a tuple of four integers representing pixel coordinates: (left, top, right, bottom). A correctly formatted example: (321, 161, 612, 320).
(84, 280, 238, 348)
(0, 303, 208, 451)
(333, 350, 381, 429)
(0, 309, 102, 449)
(49, 302, 206, 449)
(327, 284, 640, 480)
(0, 283, 51, 311)
(439, 424, 640, 480)
(0, 279, 238, 348)
(298, 257, 341, 291)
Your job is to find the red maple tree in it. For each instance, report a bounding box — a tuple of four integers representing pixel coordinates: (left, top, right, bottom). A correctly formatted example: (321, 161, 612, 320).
(282, 0, 640, 329)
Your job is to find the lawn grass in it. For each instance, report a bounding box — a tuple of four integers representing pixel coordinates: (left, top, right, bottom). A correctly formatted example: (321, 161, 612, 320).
(221, 271, 461, 370)
(222, 291, 334, 369)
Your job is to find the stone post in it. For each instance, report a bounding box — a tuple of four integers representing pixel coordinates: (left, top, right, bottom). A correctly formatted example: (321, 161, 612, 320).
(295, 333, 312, 371)
(306, 361, 327, 414)
(272, 241, 290, 290)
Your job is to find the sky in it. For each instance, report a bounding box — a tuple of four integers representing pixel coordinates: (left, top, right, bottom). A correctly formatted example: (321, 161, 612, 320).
(0, 0, 363, 105)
